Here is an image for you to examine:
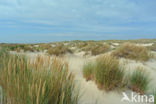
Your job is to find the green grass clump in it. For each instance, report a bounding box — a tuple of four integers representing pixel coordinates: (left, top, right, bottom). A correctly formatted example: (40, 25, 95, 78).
(83, 62, 94, 81)
(112, 42, 151, 61)
(129, 68, 150, 94)
(83, 54, 124, 91)
(0, 50, 79, 104)
(94, 54, 124, 90)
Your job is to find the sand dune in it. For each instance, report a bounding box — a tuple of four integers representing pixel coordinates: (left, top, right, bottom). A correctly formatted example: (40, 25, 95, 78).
(65, 53, 156, 104)
(9, 50, 156, 104)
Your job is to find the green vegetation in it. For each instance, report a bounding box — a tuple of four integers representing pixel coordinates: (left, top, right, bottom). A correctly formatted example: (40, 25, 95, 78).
(0, 49, 79, 104)
(83, 62, 94, 81)
(83, 54, 151, 93)
(47, 45, 72, 56)
(0, 39, 155, 56)
(153, 90, 156, 104)
(148, 43, 156, 51)
(90, 44, 110, 55)
(112, 42, 151, 61)
(77, 42, 110, 55)
(39, 43, 51, 51)
(0, 44, 37, 52)
(83, 54, 124, 91)
(94, 55, 124, 90)
(129, 68, 150, 94)
(77, 42, 88, 49)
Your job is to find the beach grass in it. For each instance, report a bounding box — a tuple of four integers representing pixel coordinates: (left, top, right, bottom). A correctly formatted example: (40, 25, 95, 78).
(83, 62, 94, 81)
(112, 42, 151, 61)
(79, 42, 110, 55)
(47, 45, 72, 56)
(94, 54, 124, 90)
(83, 54, 124, 91)
(90, 44, 110, 55)
(0, 49, 79, 104)
(129, 67, 150, 94)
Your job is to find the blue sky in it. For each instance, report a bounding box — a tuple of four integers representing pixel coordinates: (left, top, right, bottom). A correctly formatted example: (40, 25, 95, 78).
(0, 0, 156, 43)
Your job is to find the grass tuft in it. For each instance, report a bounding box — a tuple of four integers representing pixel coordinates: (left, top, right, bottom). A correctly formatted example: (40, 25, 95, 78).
(83, 54, 124, 91)
(129, 67, 150, 94)
(94, 54, 124, 90)
(90, 44, 110, 55)
(112, 42, 151, 61)
(80, 42, 110, 56)
(0, 50, 79, 104)
(47, 45, 72, 56)
(83, 62, 94, 81)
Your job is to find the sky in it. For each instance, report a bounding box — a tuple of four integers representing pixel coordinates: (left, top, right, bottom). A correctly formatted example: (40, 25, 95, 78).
(0, 0, 156, 43)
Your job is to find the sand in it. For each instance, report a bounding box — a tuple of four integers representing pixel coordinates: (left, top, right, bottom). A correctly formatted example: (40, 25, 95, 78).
(112, 43, 120, 46)
(137, 43, 154, 47)
(9, 51, 156, 104)
(66, 55, 156, 104)
(65, 53, 156, 104)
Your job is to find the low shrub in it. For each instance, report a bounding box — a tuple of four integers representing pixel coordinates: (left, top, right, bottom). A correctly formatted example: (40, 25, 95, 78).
(112, 42, 151, 61)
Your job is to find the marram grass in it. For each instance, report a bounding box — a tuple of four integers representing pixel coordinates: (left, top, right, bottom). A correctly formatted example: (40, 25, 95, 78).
(83, 62, 94, 81)
(0, 49, 79, 104)
(112, 42, 151, 61)
(94, 54, 124, 90)
(129, 67, 150, 94)
(47, 45, 72, 56)
(82, 54, 151, 93)
(83, 54, 124, 91)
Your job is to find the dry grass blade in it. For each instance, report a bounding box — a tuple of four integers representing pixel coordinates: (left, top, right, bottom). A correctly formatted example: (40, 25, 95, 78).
(0, 49, 79, 104)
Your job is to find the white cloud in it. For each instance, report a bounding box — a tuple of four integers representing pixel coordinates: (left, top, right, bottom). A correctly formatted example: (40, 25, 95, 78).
(0, 0, 156, 34)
